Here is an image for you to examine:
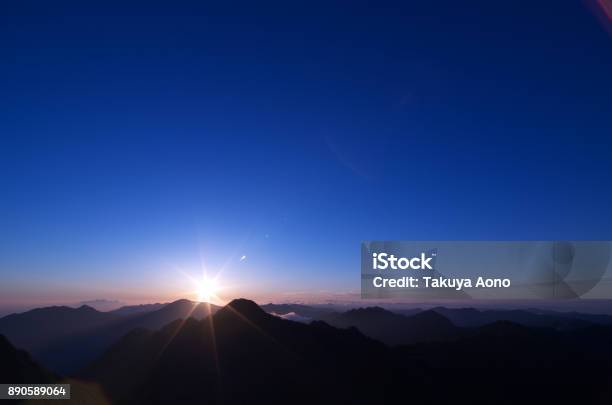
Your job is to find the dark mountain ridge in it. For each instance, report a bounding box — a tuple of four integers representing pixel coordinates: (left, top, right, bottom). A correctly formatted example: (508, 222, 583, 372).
(0, 305, 119, 350)
(82, 298, 387, 404)
(431, 306, 597, 329)
(3, 299, 612, 404)
(109, 303, 166, 316)
(264, 303, 607, 333)
(0, 299, 221, 374)
(80, 299, 612, 405)
(0, 334, 58, 384)
(325, 306, 461, 345)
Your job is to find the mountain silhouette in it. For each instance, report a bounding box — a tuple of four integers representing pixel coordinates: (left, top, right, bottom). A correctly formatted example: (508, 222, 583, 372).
(0, 299, 221, 374)
(431, 307, 595, 329)
(0, 305, 120, 352)
(391, 321, 612, 404)
(264, 304, 605, 331)
(124, 299, 220, 330)
(0, 334, 57, 383)
(109, 303, 166, 316)
(80, 299, 612, 404)
(4, 299, 612, 404)
(82, 298, 387, 404)
(326, 306, 460, 345)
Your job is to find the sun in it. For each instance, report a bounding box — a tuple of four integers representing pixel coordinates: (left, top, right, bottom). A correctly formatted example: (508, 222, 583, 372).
(195, 276, 220, 302)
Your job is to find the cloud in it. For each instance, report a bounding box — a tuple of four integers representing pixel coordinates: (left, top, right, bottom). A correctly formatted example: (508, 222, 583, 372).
(272, 312, 312, 323)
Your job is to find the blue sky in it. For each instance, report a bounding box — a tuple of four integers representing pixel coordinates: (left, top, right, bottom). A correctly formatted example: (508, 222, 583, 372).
(1, 1, 611, 309)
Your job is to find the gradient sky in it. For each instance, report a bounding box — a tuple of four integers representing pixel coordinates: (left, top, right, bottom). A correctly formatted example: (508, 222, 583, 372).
(1, 1, 611, 311)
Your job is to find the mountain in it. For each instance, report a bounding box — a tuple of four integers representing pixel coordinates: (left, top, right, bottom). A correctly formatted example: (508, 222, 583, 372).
(108, 303, 166, 316)
(526, 308, 612, 325)
(0, 305, 121, 351)
(0, 334, 117, 404)
(81, 299, 612, 404)
(4, 297, 610, 401)
(326, 307, 460, 345)
(82, 299, 387, 405)
(266, 304, 601, 336)
(0, 299, 221, 374)
(0, 334, 57, 383)
(78, 299, 126, 312)
(5, 298, 612, 404)
(391, 321, 612, 404)
(431, 307, 594, 329)
(125, 299, 220, 330)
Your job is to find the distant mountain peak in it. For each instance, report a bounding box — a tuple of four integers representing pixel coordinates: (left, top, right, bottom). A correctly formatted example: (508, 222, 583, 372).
(347, 306, 389, 315)
(478, 320, 532, 337)
(214, 299, 270, 324)
(76, 305, 98, 312)
(225, 298, 266, 315)
(411, 309, 451, 322)
(167, 299, 197, 306)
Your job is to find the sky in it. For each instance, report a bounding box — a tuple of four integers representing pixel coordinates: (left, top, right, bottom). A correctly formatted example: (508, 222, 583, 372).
(1, 1, 611, 312)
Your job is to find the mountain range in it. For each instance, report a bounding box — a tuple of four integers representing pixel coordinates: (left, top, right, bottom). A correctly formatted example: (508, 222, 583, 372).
(0, 299, 220, 374)
(264, 303, 612, 345)
(80, 299, 387, 404)
(322, 306, 460, 345)
(2, 299, 612, 404)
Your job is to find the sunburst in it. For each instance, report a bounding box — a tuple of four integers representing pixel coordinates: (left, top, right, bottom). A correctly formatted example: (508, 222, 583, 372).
(194, 275, 221, 302)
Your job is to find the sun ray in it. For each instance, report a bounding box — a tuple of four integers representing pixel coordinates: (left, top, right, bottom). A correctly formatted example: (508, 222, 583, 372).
(151, 300, 201, 365)
(204, 301, 221, 374)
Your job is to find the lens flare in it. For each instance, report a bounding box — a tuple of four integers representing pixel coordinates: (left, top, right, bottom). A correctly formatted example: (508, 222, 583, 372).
(195, 276, 220, 302)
